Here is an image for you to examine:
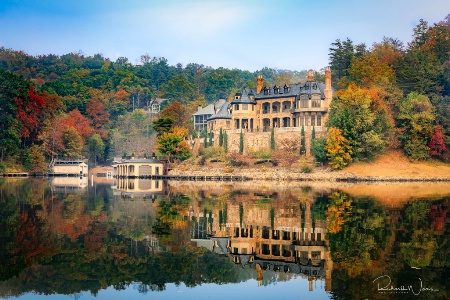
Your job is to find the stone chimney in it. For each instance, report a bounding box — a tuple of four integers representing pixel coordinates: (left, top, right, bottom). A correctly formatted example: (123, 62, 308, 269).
(325, 66, 331, 90)
(256, 75, 264, 94)
(307, 69, 315, 82)
(198, 105, 202, 112)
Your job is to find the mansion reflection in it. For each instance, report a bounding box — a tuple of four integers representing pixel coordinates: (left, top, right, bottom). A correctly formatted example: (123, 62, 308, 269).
(188, 190, 332, 292)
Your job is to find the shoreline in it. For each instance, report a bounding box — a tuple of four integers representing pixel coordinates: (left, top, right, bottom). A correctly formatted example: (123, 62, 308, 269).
(167, 167, 450, 182)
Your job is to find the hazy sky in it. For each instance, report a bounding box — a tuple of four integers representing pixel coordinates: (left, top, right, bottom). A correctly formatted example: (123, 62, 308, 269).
(0, 0, 449, 71)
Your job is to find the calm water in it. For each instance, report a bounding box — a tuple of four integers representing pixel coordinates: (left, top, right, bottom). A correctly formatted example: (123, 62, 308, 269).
(0, 178, 449, 300)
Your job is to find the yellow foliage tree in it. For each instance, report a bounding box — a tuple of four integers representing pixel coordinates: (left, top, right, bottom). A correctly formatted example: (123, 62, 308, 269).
(325, 127, 352, 169)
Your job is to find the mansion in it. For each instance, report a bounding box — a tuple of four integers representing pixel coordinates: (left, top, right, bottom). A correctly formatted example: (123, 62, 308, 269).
(196, 68, 333, 153)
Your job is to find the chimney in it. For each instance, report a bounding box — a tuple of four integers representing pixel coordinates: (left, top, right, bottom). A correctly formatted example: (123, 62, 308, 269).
(307, 69, 314, 82)
(325, 66, 331, 90)
(198, 105, 202, 112)
(256, 75, 264, 94)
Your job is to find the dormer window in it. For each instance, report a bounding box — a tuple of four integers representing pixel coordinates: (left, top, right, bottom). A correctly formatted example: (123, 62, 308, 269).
(274, 86, 279, 94)
(284, 85, 290, 93)
(263, 87, 269, 95)
(313, 83, 317, 90)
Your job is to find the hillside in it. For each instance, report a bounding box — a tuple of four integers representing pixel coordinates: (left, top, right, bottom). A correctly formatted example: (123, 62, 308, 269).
(337, 150, 450, 178)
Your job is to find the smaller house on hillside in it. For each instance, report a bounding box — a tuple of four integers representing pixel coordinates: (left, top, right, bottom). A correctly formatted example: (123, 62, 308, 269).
(192, 99, 227, 132)
(51, 160, 88, 176)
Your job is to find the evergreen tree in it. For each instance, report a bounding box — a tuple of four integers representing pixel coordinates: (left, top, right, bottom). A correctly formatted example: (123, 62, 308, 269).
(300, 126, 306, 155)
(219, 128, 223, 146)
(270, 127, 275, 150)
(208, 129, 213, 147)
(203, 132, 207, 149)
(311, 126, 316, 153)
(223, 131, 228, 153)
(239, 129, 244, 153)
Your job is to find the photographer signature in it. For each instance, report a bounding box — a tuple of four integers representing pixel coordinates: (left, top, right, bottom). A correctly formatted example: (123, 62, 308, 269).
(373, 275, 439, 295)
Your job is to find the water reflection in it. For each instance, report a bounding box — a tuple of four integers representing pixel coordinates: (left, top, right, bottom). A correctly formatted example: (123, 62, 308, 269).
(0, 178, 448, 299)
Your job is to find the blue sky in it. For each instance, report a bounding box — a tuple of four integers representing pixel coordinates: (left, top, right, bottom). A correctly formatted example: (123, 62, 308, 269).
(0, 0, 449, 71)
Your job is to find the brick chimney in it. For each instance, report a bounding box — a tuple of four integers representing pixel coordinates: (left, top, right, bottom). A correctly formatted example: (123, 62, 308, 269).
(325, 66, 331, 90)
(307, 69, 314, 82)
(256, 75, 264, 94)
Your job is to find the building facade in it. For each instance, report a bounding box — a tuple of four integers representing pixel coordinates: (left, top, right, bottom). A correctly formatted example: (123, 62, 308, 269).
(205, 68, 333, 153)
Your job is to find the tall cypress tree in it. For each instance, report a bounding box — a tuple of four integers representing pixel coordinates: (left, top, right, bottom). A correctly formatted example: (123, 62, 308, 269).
(300, 126, 306, 155)
(270, 127, 275, 150)
(223, 131, 228, 152)
(204, 132, 208, 148)
(208, 129, 213, 147)
(219, 128, 223, 146)
(239, 129, 244, 153)
(311, 126, 315, 152)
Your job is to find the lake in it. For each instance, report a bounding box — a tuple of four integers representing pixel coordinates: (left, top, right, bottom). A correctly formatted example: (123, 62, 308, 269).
(0, 177, 449, 299)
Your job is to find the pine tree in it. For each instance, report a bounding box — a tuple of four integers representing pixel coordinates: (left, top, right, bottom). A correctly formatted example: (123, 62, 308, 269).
(204, 133, 207, 148)
(219, 128, 223, 146)
(239, 129, 244, 153)
(223, 131, 228, 152)
(311, 126, 316, 152)
(270, 127, 275, 150)
(300, 126, 306, 155)
(208, 129, 213, 147)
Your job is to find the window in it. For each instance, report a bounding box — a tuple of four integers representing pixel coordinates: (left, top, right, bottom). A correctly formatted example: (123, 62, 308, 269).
(301, 98, 308, 108)
(234, 104, 239, 110)
(311, 116, 316, 126)
(274, 86, 279, 94)
(226, 121, 230, 128)
(317, 115, 322, 126)
(264, 87, 269, 95)
(242, 104, 248, 110)
(312, 100, 321, 107)
(299, 116, 304, 126)
(155, 167, 160, 175)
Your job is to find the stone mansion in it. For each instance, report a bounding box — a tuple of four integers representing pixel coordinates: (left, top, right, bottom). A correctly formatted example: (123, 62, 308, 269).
(193, 68, 333, 153)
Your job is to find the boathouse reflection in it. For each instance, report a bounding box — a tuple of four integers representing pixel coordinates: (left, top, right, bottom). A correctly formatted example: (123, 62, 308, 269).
(112, 178, 164, 200)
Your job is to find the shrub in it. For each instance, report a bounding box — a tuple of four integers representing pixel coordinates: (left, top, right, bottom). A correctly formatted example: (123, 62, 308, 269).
(200, 146, 225, 159)
(301, 164, 313, 173)
(254, 148, 272, 160)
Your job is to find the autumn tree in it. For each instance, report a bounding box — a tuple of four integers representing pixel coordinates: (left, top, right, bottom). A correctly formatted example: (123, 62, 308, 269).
(327, 84, 392, 160)
(156, 127, 191, 162)
(397, 92, 436, 160)
(62, 126, 84, 158)
(86, 97, 110, 139)
(325, 127, 352, 169)
(159, 101, 190, 129)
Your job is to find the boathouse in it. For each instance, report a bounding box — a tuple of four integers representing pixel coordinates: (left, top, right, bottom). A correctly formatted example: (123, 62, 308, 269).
(51, 159, 88, 176)
(112, 158, 164, 178)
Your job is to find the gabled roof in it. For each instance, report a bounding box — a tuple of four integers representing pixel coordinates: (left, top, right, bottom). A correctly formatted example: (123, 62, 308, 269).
(230, 88, 257, 105)
(299, 81, 326, 99)
(255, 82, 326, 100)
(192, 103, 216, 116)
(207, 102, 231, 120)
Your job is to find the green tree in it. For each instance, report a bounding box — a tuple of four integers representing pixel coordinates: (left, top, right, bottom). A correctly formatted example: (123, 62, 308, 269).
(300, 126, 306, 155)
(223, 131, 228, 153)
(88, 133, 105, 165)
(311, 138, 327, 163)
(397, 92, 436, 160)
(208, 129, 213, 147)
(239, 129, 244, 153)
(219, 128, 223, 147)
(270, 127, 275, 150)
(152, 115, 175, 136)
